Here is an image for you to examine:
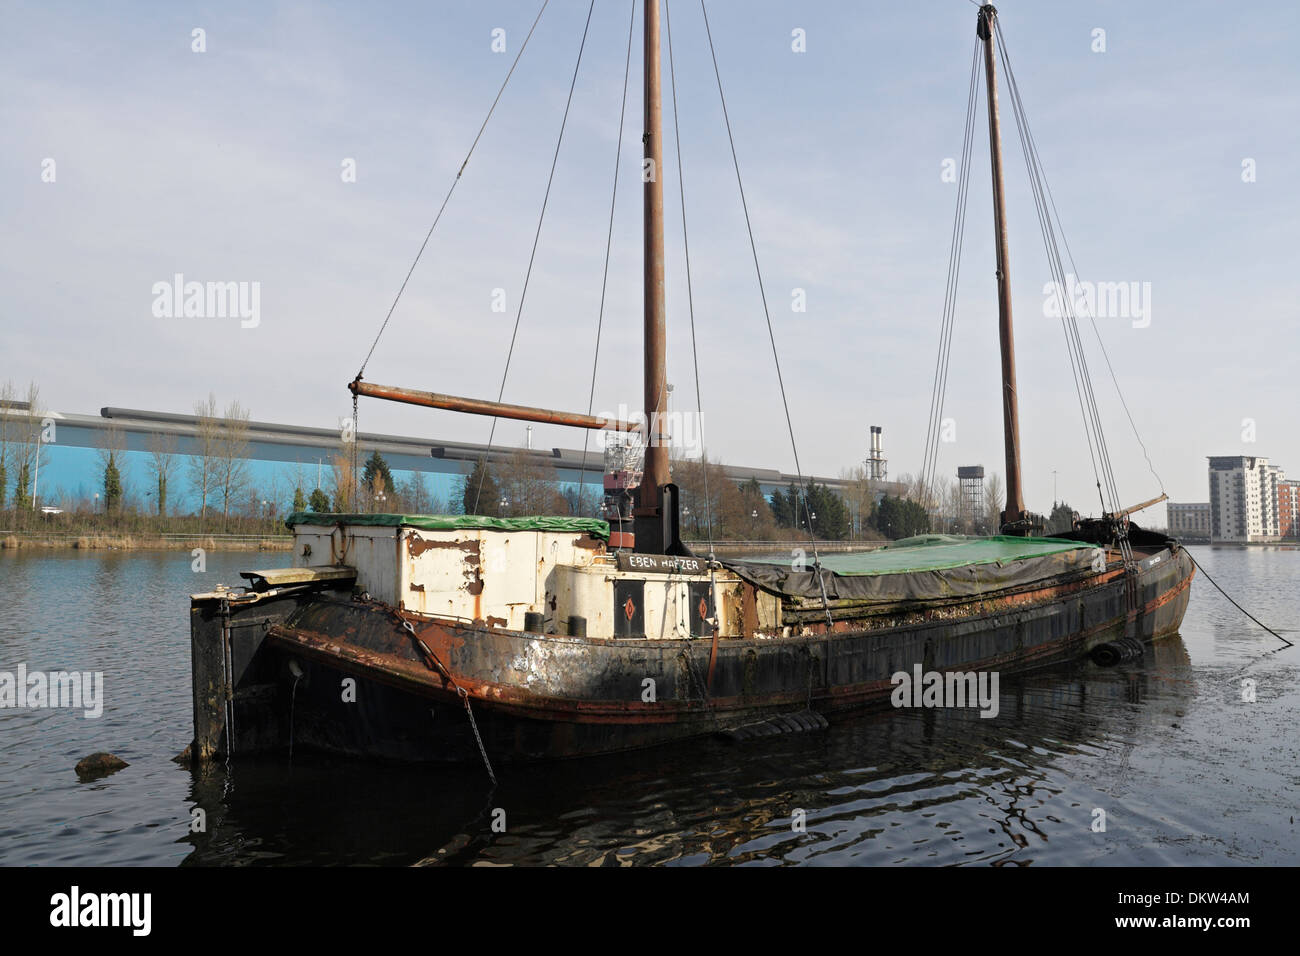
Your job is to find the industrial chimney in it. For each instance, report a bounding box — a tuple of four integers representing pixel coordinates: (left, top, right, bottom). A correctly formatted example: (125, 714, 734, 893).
(866, 425, 887, 482)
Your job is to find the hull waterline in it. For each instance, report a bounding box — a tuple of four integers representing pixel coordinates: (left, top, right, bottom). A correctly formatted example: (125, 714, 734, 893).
(190, 543, 1193, 763)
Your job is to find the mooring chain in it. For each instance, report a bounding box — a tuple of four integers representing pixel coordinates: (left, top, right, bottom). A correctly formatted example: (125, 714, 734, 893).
(399, 619, 497, 786)
(350, 391, 359, 509)
(803, 644, 814, 712)
(457, 687, 497, 788)
(678, 641, 718, 724)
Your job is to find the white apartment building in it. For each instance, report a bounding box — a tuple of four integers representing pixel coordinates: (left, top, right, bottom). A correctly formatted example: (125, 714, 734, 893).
(1207, 456, 1282, 542)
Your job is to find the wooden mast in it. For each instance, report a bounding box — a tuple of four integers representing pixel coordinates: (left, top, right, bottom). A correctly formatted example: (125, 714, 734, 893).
(977, 4, 1026, 531)
(635, 0, 670, 552)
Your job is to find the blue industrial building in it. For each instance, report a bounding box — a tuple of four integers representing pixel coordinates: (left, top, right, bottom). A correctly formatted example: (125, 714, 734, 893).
(3, 403, 867, 517)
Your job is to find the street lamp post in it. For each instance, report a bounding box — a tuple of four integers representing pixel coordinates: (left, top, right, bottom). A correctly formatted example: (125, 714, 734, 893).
(31, 431, 47, 509)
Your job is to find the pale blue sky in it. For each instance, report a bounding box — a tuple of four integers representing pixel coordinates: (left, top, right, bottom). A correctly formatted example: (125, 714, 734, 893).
(2, 0, 1297, 515)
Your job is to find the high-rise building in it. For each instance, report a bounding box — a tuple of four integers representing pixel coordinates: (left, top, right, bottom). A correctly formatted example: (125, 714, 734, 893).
(1279, 479, 1300, 539)
(1207, 456, 1283, 542)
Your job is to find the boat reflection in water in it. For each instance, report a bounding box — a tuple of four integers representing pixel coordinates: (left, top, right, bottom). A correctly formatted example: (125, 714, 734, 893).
(180, 636, 1194, 867)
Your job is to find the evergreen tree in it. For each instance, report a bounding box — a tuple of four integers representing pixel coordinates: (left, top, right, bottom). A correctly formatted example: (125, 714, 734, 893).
(769, 487, 789, 527)
(873, 495, 930, 540)
(14, 463, 30, 508)
(103, 458, 123, 514)
(308, 488, 330, 512)
(461, 458, 502, 516)
(805, 481, 850, 540)
(292, 486, 307, 513)
(785, 481, 802, 526)
(362, 451, 394, 497)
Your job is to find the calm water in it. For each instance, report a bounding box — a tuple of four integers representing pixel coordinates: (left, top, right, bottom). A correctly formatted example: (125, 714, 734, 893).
(1, 546, 1297, 866)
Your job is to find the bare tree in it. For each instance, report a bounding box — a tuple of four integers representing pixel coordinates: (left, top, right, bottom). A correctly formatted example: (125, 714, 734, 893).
(984, 471, 1005, 533)
(896, 471, 927, 505)
(329, 443, 358, 513)
(214, 400, 251, 531)
(498, 446, 564, 516)
(839, 465, 878, 540)
(946, 479, 966, 534)
(10, 383, 49, 514)
(401, 471, 432, 513)
(146, 431, 179, 517)
(190, 394, 220, 528)
(670, 453, 749, 539)
(0, 380, 13, 510)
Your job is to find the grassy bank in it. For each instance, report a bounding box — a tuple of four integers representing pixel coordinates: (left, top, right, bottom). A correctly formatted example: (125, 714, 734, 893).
(0, 532, 292, 551)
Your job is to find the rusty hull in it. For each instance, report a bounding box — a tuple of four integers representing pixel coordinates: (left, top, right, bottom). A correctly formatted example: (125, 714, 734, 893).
(190, 544, 1193, 763)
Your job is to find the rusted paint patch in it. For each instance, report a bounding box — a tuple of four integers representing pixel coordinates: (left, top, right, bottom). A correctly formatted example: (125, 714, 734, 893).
(573, 535, 604, 551)
(486, 616, 507, 629)
(407, 535, 482, 561)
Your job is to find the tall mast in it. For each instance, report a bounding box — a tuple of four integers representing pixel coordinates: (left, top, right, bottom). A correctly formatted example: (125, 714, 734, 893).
(636, 0, 670, 552)
(977, 4, 1026, 531)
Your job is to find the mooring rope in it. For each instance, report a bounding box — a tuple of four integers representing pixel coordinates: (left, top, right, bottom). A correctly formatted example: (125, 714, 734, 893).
(1183, 550, 1292, 647)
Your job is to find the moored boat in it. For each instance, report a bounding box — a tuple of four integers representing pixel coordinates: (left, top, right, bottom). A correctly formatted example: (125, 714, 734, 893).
(188, 3, 1194, 767)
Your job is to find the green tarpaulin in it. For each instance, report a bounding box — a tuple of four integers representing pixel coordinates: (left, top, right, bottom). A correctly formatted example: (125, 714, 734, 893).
(285, 512, 611, 540)
(724, 534, 1103, 604)
(785, 534, 1092, 576)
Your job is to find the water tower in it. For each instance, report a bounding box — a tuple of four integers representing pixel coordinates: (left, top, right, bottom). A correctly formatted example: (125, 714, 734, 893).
(958, 465, 985, 524)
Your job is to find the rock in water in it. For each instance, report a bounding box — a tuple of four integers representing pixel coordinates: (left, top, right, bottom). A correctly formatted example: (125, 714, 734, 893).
(75, 752, 129, 780)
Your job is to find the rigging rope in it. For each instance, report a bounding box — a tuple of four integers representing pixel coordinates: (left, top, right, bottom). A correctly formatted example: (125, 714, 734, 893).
(698, 0, 832, 628)
(667, 0, 724, 653)
(355, 0, 550, 380)
(992, 14, 1143, 605)
(921, 37, 980, 511)
(472, 0, 598, 514)
(577, 0, 637, 518)
(995, 17, 1123, 521)
(998, 25, 1166, 498)
(666, 0, 715, 559)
